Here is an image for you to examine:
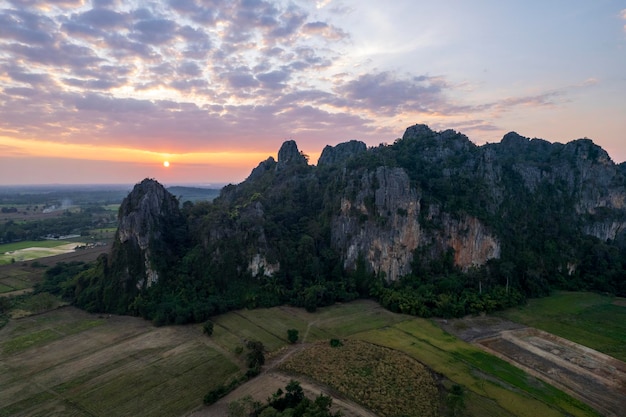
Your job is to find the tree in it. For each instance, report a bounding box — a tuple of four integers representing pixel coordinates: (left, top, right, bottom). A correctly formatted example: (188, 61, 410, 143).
(287, 328, 299, 344)
(329, 339, 342, 348)
(246, 340, 265, 369)
(228, 395, 260, 417)
(202, 320, 214, 336)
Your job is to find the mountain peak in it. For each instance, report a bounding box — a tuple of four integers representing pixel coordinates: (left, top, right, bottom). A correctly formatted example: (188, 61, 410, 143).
(277, 140, 308, 170)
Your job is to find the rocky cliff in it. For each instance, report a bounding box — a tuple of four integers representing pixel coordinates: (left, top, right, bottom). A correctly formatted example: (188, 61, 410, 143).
(196, 124, 626, 285)
(111, 178, 186, 290)
(330, 166, 500, 280)
(78, 124, 626, 320)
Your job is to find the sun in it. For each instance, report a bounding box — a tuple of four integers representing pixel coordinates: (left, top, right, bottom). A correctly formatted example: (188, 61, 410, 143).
(163, 161, 170, 168)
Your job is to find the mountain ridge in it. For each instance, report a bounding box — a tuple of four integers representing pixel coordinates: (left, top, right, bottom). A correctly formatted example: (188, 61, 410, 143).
(62, 124, 626, 323)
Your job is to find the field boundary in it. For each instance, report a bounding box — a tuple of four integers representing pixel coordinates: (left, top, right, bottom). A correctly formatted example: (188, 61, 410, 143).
(475, 327, 626, 417)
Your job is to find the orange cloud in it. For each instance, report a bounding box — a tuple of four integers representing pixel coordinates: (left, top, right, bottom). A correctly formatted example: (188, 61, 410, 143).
(0, 135, 273, 168)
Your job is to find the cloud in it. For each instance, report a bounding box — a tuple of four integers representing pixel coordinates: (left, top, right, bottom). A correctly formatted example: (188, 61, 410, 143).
(224, 70, 260, 89)
(8, 45, 102, 80)
(62, 77, 125, 90)
(335, 72, 448, 115)
(103, 33, 156, 58)
(4, 66, 52, 86)
(131, 18, 178, 45)
(302, 21, 348, 41)
(7, 0, 82, 9)
(3, 87, 38, 97)
(73, 8, 127, 29)
(73, 93, 157, 113)
(0, 0, 592, 163)
(0, 9, 56, 45)
(169, 78, 209, 92)
(256, 70, 290, 89)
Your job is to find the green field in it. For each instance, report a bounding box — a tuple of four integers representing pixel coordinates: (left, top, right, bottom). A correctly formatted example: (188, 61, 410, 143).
(0, 240, 82, 265)
(220, 300, 599, 417)
(0, 240, 74, 252)
(0, 298, 608, 417)
(497, 291, 626, 361)
(0, 308, 240, 417)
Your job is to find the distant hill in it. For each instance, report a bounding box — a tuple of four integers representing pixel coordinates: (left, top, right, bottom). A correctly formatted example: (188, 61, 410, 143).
(166, 186, 221, 202)
(55, 124, 626, 324)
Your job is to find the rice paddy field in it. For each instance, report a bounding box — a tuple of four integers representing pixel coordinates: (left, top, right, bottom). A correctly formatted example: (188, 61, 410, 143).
(0, 296, 613, 417)
(0, 308, 240, 417)
(497, 291, 626, 361)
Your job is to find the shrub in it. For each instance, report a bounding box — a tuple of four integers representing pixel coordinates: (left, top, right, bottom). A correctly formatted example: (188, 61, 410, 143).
(287, 328, 299, 344)
(202, 320, 214, 336)
(329, 338, 343, 348)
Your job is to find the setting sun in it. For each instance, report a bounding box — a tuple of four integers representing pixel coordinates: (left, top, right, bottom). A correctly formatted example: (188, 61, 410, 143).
(163, 161, 170, 168)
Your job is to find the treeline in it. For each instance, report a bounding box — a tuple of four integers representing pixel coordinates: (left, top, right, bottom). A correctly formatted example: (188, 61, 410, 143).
(0, 207, 116, 243)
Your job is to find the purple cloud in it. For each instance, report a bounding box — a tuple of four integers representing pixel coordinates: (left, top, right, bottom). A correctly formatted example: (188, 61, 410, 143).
(5, 67, 51, 85)
(0, 9, 56, 45)
(131, 19, 178, 45)
(335, 72, 447, 115)
(7, 0, 81, 9)
(74, 8, 127, 28)
(73, 93, 156, 113)
(256, 70, 290, 89)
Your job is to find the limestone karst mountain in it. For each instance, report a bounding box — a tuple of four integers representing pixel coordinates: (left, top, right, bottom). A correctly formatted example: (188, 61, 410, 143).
(68, 124, 626, 322)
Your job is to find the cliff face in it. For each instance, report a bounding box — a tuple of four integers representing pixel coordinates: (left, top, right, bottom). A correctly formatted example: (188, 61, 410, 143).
(112, 179, 186, 290)
(195, 125, 625, 287)
(331, 166, 500, 280)
(332, 167, 423, 280)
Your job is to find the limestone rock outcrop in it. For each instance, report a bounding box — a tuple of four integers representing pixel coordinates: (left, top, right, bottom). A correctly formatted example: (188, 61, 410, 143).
(318, 140, 367, 166)
(112, 178, 186, 290)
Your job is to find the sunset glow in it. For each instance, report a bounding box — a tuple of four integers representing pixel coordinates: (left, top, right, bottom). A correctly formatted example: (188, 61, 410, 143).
(0, 1, 624, 185)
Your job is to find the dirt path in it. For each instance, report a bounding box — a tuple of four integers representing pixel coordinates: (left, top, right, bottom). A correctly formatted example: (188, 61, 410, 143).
(187, 335, 380, 417)
(0, 288, 33, 297)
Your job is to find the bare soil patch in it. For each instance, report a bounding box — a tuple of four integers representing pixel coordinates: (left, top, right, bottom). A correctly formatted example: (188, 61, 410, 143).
(477, 328, 626, 417)
(441, 315, 626, 417)
(435, 315, 526, 342)
(612, 298, 626, 307)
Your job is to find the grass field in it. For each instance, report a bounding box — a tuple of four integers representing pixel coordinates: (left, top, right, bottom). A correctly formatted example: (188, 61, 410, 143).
(0, 240, 75, 252)
(0, 308, 240, 417)
(0, 240, 85, 265)
(0, 297, 609, 417)
(497, 291, 626, 361)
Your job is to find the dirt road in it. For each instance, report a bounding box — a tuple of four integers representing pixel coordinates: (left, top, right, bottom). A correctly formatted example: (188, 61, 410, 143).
(187, 343, 379, 417)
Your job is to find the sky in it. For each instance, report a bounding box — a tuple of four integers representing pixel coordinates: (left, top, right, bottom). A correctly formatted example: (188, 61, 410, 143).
(0, 0, 625, 186)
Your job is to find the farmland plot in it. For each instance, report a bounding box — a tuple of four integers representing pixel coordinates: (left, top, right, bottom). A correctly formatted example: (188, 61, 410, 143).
(0, 307, 240, 417)
(478, 328, 626, 417)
